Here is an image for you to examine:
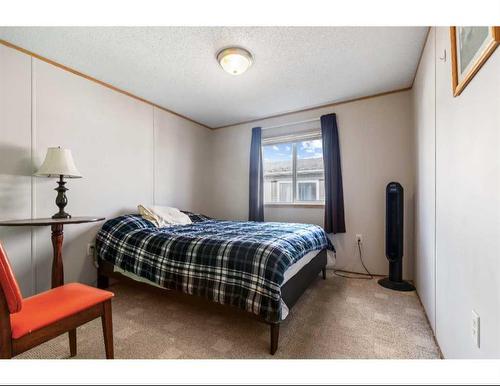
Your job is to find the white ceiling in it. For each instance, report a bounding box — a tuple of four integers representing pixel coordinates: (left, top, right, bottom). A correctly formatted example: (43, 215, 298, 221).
(0, 27, 428, 128)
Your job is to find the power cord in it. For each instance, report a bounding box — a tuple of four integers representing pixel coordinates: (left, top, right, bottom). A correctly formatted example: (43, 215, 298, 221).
(334, 239, 374, 280)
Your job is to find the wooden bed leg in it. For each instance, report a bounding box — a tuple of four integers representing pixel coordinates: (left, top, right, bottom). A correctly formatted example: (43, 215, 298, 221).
(270, 323, 279, 355)
(97, 271, 109, 289)
(322, 267, 327, 280)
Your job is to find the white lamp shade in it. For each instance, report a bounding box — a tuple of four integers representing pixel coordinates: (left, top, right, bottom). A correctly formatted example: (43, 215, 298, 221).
(35, 147, 82, 178)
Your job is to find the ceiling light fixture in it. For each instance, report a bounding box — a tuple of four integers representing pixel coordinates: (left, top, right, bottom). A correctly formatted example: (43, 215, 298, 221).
(217, 47, 253, 75)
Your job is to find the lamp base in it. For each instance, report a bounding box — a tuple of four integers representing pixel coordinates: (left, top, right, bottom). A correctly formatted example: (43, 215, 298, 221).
(53, 175, 71, 220)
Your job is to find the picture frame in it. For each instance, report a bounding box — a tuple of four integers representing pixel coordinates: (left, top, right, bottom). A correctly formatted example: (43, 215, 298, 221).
(450, 26, 500, 96)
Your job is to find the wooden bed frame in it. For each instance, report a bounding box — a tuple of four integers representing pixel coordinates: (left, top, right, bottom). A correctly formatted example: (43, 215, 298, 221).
(97, 249, 327, 355)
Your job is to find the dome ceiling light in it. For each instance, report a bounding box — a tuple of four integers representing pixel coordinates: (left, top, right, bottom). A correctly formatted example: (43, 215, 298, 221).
(217, 47, 253, 75)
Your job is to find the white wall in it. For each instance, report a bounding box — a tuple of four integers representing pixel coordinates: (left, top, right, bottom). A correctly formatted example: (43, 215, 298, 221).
(413, 27, 500, 358)
(0, 45, 33, 296)
(412, 29, 436, 331)
(154, 108, 213, 214)
(0, 44, 211, 295)
(211, 91, 415, 277)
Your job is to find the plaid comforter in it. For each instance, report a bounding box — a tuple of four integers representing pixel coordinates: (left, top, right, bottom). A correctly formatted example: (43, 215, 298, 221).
(96, 214, 333, 322)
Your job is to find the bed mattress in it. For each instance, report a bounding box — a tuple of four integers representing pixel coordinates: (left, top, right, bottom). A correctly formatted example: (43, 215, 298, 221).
(96, 214, 333, 322)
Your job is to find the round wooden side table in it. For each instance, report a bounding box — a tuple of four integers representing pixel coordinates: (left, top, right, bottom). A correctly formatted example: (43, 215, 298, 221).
(0, 217, 105, 288)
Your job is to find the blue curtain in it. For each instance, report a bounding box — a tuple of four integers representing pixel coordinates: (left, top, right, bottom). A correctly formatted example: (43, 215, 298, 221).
(321, 113, 346, 233)
(249, 127, 264, 221)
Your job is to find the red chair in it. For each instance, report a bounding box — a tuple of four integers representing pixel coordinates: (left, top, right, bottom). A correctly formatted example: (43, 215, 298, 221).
(0, 242, 114, 359)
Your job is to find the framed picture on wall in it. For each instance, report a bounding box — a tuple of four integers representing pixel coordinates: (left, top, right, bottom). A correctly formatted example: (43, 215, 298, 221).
(450, 26, 500, 96)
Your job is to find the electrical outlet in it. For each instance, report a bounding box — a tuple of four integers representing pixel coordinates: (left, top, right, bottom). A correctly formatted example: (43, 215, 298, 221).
(355, 234, 363, 244)
(87, 243, 95, 257)
(472, 310, 480, 348)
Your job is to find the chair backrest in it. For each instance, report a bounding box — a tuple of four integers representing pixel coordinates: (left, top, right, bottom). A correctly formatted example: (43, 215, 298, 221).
(0, 242, 23, 314)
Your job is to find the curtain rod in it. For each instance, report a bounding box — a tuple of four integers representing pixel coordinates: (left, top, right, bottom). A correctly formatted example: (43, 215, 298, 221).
(262, 117, 320, 131)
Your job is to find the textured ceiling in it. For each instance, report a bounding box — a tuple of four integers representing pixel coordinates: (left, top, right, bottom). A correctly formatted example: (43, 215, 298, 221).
(0, 27, 428, 128)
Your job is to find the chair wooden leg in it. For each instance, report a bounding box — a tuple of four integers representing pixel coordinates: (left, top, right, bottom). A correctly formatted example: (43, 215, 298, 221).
(69, 329, 77, 357)
(322, 267, 327, 280)
(270, 323, 279, 355)
(0, 294, 12, 359)
(0, 337, 12, 359)
(101, 300, 114, 359)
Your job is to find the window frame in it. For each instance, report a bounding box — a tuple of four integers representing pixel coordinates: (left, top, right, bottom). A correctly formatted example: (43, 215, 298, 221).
(262, 131, 325, 208)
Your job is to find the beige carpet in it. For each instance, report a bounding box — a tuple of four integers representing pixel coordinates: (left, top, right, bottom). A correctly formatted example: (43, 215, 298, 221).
(17, 272, 440, 359)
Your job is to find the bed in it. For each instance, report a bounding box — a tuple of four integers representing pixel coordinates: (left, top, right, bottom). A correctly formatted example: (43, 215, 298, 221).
(95, 212, 334, 354)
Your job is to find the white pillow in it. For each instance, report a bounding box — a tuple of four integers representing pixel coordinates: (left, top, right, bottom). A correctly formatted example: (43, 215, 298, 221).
(138, 205, 192, 227)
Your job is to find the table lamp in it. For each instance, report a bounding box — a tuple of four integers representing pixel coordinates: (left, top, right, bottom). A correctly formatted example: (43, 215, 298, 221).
(34, 147, 82, 219)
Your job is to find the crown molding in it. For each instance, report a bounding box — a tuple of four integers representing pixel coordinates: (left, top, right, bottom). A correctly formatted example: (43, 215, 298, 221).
(1, 38, 420, 132)
(0, 39, 211, 129)
(212, 86, 412, 130)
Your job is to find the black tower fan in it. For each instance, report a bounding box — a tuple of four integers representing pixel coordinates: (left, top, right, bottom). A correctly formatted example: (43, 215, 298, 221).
(378, 182, 415, 291)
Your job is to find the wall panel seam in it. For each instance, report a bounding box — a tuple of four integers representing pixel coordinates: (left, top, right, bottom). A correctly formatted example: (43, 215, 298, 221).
(30, 56, 37, 294)
(152, 106, 156, 205)
(433, 28, 438, 337)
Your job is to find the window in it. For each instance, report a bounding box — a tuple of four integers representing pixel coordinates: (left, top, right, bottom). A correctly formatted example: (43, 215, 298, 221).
(263, 132, 325, 205)
(278, 181, 292, 202)
(297, 181, 318, 201)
